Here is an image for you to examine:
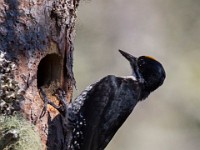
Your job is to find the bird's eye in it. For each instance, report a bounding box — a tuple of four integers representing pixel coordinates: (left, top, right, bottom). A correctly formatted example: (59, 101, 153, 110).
(138, 59, 145, 67)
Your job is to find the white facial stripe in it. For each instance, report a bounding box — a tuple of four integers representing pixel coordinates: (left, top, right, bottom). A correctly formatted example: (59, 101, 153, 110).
(123, 76, 137, 81)
(133, 62, 144, 84)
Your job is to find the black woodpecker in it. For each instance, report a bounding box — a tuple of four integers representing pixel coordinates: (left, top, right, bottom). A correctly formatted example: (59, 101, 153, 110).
(67, 50, 166, 150)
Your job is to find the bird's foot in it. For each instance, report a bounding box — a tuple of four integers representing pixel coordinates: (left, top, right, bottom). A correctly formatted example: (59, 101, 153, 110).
(39, 87, 61, 118)
(53, 88, 69, 116)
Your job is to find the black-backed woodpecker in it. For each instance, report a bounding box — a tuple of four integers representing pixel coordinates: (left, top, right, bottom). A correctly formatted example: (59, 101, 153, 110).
(67, 50, 166, 150)
(39, 50, 166, 150)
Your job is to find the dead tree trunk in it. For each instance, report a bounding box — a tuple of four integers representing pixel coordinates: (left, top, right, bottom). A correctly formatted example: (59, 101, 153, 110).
(0, 0, 79, 149)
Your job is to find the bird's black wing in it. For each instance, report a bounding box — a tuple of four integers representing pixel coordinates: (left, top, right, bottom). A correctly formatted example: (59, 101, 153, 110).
(70, 75, 141, 150)
(97, 76, 141, 150)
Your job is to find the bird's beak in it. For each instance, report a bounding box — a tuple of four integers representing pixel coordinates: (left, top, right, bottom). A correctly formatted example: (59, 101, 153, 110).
(119, 50, 142, 82)
(119, 50, 137, 64)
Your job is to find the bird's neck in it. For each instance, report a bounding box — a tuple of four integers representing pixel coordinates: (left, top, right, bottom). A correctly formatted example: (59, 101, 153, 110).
(122, 75, 150, 101)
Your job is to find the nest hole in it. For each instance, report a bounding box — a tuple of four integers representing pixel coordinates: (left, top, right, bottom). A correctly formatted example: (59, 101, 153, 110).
(37, 54, 62, 88)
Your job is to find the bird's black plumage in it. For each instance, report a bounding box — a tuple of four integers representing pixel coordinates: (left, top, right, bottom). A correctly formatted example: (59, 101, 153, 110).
(68, 50, 166, 150)
(69, 75, 141, 150)
(39, 50, 166, 150)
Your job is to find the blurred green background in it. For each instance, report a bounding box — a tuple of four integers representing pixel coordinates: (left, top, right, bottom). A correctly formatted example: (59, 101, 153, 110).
(73, 0, 200, 149)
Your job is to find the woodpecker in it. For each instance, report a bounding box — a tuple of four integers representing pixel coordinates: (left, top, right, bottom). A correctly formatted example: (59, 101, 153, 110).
(67, 50, 166, 150)
(39, 50, 166, 150)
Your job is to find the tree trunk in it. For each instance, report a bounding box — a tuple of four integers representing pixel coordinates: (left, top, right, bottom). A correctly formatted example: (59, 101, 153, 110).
(0, 0, 79, 149)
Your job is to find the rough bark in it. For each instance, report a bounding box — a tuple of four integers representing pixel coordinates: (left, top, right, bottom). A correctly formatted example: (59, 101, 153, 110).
(0, 0, 79, 149)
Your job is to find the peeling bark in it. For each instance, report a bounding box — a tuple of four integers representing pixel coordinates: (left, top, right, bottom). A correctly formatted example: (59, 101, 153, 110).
(0, 0, 80, 149)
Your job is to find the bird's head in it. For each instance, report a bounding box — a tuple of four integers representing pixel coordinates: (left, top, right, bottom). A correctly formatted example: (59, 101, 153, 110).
(119, 50, 166, 100)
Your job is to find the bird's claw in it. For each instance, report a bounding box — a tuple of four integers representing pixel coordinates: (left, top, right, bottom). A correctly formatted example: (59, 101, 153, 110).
(39, 87, 61, 118)
(53, 88, 68, 116)
(39, 87, 68, 118)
